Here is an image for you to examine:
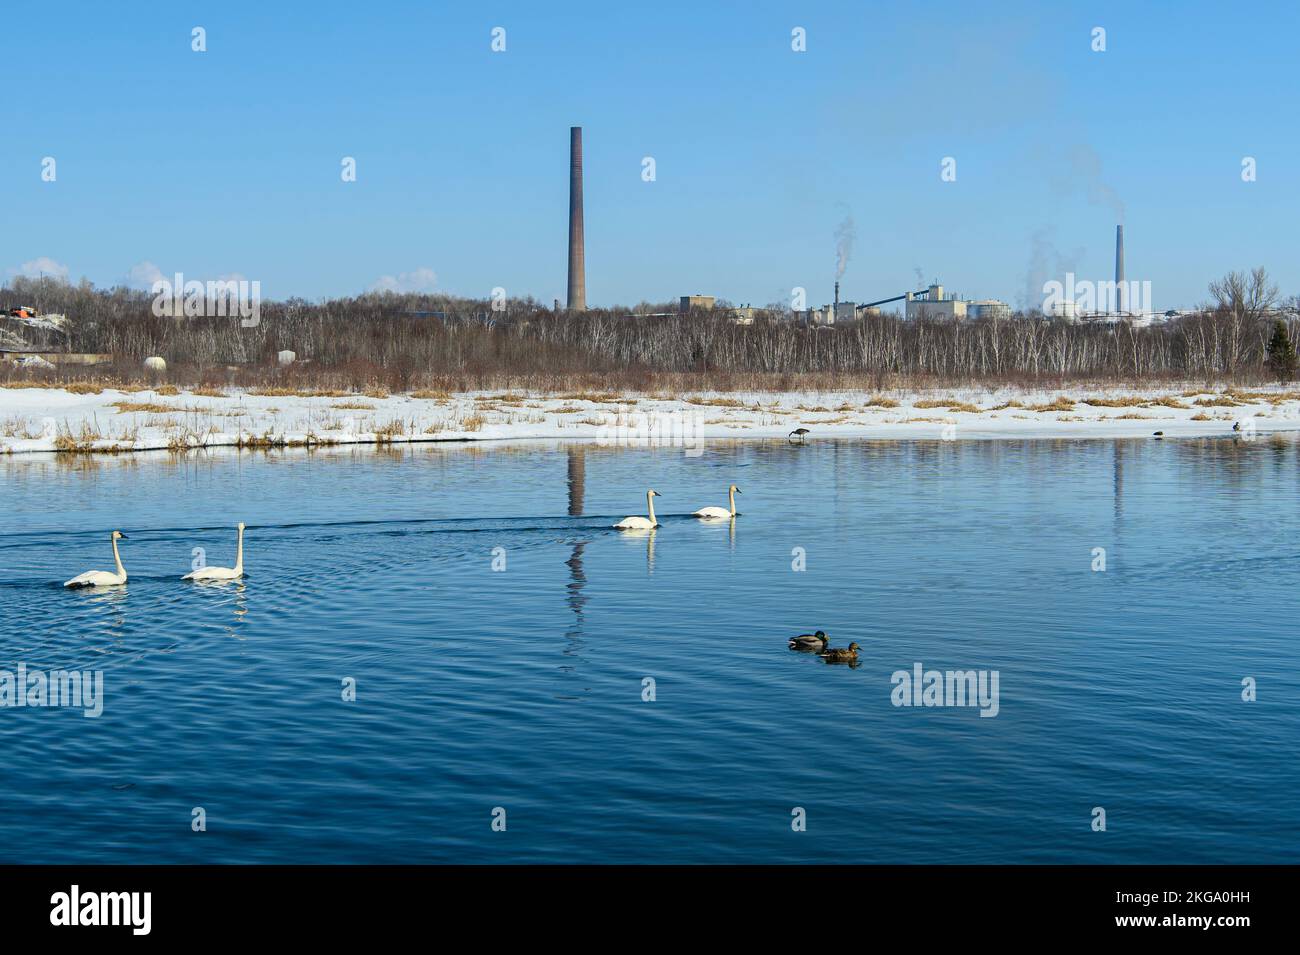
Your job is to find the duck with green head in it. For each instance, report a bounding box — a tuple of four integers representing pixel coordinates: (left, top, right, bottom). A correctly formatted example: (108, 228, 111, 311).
(788, 630, 830, 652)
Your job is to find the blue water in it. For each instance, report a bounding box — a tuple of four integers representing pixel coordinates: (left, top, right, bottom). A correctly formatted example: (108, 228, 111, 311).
(1, 437, 1297, 863)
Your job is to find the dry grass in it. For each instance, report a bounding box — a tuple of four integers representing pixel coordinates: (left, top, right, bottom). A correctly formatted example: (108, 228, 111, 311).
(864, 396, 899, 408)
(685, 395, 747, 408)
(1114, 412, 1152, 420)
(373, 419, 406, 442)
(191, 386, 227, 397)
(459, 414, 486, 432)
(1, 417, 42, 439)
(410, 389, 451, 400)
(990, 400, 1023, 410)
(248, 387, 349, 398)
(554, 390, 624, 403)
(1194, 395, 1245, 408)
(945, 401, 981, 414)
(913, 398, 954, 409)
(1026, 396, 1077, 412)
(1145, 396, 1191, 409)
(1083, 396, 1147, 408)
(1228, 389, 1300, 404)
(53, 421, 104, 452)
(110, 400, 174, 414)
(332, 401, 376, 411)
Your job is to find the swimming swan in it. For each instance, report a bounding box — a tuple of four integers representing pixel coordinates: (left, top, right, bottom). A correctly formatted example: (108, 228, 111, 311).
(64, 531, 129, 588)
(614, 490, 660, 530)
(693, 484, 740, 519)
(182, 522, 246, 581)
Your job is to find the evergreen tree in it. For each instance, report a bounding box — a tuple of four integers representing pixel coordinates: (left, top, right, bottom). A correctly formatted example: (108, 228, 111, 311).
(1266, 319, 1298, 383)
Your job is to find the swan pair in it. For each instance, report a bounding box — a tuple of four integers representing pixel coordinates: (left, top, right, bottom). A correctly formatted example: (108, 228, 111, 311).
(63, 523, 246, 587)
(613, 485, 742, 529)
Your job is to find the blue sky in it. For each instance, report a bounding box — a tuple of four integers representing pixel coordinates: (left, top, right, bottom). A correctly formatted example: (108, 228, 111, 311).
(3, 0, 1297, 310)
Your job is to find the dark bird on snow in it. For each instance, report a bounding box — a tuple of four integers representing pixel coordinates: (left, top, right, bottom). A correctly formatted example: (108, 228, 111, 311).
(789, 428, 810, 443)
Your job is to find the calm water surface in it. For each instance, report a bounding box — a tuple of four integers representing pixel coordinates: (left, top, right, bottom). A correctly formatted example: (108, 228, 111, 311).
(1, 436, 1297, 863)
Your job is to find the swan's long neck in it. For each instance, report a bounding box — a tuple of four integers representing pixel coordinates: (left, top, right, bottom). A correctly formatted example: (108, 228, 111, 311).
(646, 492, 657, 525)
(728, 486, 736, 516)
(233, 526, 244, 574)
(111, 536, 124, 577)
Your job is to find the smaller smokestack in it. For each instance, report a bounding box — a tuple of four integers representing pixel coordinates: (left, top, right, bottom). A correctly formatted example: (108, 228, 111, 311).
(834, 281, 839, 320)
(1115, 224, 1125, 314)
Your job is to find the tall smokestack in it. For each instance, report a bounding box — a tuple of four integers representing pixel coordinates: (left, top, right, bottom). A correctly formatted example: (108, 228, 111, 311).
(567, 127, 586, 311)
(1115, 224, 1125, 314)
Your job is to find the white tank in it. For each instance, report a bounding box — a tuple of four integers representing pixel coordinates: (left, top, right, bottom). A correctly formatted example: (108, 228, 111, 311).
(277, 350, 297, 366)
(144, 356, 167, 373)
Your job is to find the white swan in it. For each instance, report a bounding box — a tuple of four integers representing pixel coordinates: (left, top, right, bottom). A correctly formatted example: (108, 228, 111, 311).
(183, 522, 246, 581)
(693, 484, 740, 519)
(64, 531, 129, 587)
(614, 490, 660, 529)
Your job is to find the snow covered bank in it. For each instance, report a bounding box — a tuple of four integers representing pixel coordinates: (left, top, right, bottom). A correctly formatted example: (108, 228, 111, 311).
(1, 383, 1295, 454)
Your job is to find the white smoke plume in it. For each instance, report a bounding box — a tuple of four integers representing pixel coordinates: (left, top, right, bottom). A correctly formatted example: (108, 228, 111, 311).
(1064, 145, 1125, 223)
(834, 214, 855, 280)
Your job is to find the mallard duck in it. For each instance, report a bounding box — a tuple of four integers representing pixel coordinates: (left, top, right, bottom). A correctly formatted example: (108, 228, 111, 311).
(819, 642, 860, 663)
(788, 630, 829, 651)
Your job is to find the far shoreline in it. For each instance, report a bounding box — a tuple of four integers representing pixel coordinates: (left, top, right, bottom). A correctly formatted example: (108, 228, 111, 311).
(1, 382, 1292, 456)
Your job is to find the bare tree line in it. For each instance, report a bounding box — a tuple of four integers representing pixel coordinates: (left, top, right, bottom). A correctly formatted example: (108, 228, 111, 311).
(2, 269, 1296, 391)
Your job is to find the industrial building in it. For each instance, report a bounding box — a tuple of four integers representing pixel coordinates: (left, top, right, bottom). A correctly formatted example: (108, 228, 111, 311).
(679, 295, 716, 312)
(905, 285, 966, 321)
(968, 300, 1012, 321)
(797, 283, 1011, 325)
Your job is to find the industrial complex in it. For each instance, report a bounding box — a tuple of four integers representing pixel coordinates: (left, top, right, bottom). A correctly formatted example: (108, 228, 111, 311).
(563, 128, 1173, 327)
